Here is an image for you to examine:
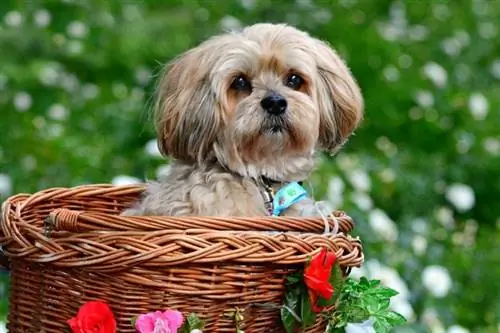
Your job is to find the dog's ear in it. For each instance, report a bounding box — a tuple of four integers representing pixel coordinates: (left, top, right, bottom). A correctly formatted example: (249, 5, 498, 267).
(155, 47, 222, 163)
(313, 40, 364, 153)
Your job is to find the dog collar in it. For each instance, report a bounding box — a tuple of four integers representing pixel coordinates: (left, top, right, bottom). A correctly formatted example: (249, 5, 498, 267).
(257, 177, 308, 216)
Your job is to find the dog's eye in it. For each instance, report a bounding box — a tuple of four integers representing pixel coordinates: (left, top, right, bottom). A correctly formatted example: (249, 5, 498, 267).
(285, 74, 304, 90)
(231, 75, 252, 92)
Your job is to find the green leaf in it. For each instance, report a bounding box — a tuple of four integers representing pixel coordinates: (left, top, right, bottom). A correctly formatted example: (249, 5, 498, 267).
(382, 311, 407, 326)
(365, 286, 399, 298)
(179, 313, 205, 333)
(318, 262, 344, 307)
(281, 286, 301, 333)
(330, 277, 407, 331)
(373, 316, 391, 333)
(286, 270, 303, 285)
(187, 313, 204, 329)
(130, 315, 137, 328)
(300, 285, 316, 328)
(376, 298, 391, 312)
(363, 295, 380, 314)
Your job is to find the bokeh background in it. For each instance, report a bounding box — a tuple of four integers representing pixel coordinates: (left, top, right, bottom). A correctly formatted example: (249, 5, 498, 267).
(0, 0, 499, 332)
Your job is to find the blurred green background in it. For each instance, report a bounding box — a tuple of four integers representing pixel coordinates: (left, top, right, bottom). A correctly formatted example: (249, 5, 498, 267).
(0, 0, 499, 332)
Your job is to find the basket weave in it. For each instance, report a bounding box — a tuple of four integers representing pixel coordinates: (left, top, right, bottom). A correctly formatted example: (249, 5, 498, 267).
(0, 184, 364, 333)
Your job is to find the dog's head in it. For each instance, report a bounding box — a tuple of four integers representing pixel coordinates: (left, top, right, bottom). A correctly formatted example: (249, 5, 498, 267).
(155, 23, 363, 181)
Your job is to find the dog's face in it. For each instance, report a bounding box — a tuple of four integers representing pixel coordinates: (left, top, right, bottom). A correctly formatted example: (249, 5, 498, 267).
(155, 23, 363, 181)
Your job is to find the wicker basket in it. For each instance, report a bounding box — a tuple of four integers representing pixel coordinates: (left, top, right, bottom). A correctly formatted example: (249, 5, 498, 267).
(0, 184, 364, 333)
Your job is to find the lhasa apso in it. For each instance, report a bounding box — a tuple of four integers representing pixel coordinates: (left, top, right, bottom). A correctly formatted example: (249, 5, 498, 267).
(123, 23, 363, 217)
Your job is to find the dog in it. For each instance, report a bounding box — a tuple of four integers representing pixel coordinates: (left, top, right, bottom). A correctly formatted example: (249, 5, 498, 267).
(122, 23, 363, 217)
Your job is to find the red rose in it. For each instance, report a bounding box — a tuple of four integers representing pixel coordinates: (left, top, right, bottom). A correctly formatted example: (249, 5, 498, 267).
(67, 300, 116, 333)
(303, 247, 337, 312)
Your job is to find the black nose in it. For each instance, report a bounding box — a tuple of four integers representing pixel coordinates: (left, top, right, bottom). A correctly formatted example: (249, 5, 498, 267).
(260, 93, 287, 115)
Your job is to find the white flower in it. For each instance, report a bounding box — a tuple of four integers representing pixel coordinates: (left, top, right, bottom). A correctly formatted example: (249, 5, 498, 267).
(348, 266, 367, 280)
(351, 192, 373, 212)
(0, 174, 12, 196)
(423, 308, 445, 333)
(483, 137, 500, 156)
(445, 183, 475, 212)
(408, 25, 429, 41)
(414, 90, 434, 108)
(347, 169, 371, 192)
(423, 62, 448, 88)
(491, 59, 500, 79)
(368, 209, 398, 242)
(190, 330, 203, 333)
(13, 92, 32, 111)
(447, 325, 470, 333)
(478, 22, 497, 39)
(82, 83, 100, 99)
(67, 20, 88, 38)
(240, 0, 256, 10)
(219, 15, 242, 31)
(411, 217, 429, 235)
(435, 206, 454, 229)
(345, 318, 376, 333)
(39, 63, 61, 86)
(33, 9, 51, 27)
(327, 176, 344, 208)
(145, 139, 163, 158)
(4, 11, 23, 27)
(441, 37, 461, 56)
(412, 234, 427, 255)
(47, 124, 64, 138)
(383, 65, 400, 82)
(378, 168, 396, 183)
(391, 298, 414, 322)
(60, 73, 79, 92)
(47, 104, 69, 121)
(422, 265, 452, 298)
(0, 320, 6, 333)
(111, 175, 142, 186)
(468, 92, 489, 120)
(67, 40, 83, 55)
(135, 66, 152, 85)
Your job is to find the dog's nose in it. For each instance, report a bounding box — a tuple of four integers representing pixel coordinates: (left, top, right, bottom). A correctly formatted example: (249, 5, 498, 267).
(260, 93, 287, 115)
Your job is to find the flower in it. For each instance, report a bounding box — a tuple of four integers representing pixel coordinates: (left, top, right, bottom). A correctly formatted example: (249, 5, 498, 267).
(345, 318, 376, 333)
(447, 325, 470, 333)
(422, 265, 452, 298)
(368, 209, 398, 242)
(135, 310, 184, 333)
(445, 183, 475, 212)
(67, 300, 116, 333)
(303, 248, 336, 312)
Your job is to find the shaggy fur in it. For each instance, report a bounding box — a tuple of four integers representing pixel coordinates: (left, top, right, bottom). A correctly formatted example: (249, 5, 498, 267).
(123, 23, 363, 217)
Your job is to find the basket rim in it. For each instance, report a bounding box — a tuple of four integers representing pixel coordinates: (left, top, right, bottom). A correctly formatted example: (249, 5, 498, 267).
(1, 184, 364, 271)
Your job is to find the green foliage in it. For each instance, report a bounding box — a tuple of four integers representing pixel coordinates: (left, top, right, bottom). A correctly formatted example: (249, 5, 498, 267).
(179, 313, 205, 333)
(328, 277, 406, 333)
(0, 1, 499, 332)
(281, 270, 314, 333)
(281, 262, 343, 332)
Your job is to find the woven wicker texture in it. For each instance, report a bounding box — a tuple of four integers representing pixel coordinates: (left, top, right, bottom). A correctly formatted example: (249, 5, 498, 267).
(0, 184, 364, 333)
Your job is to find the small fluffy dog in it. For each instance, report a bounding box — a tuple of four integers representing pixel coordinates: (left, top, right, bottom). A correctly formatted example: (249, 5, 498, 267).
(123, 23, 363, 217)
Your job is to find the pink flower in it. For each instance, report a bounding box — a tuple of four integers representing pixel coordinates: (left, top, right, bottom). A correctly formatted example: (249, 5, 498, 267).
(135, 310, 184, 333)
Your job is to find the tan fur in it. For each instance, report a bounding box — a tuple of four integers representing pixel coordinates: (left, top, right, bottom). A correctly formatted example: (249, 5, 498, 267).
(123, 23, 363, 217)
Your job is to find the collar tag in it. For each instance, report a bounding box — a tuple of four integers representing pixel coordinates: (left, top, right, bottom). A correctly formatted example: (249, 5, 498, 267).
(272, 182, 308, 216)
